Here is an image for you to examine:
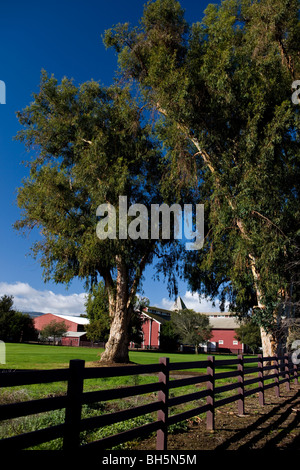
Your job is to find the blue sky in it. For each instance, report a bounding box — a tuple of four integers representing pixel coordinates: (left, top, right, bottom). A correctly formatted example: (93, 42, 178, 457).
(0, 0, 224, 315)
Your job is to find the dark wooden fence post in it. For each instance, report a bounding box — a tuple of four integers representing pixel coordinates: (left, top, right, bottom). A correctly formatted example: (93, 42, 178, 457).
(293, 362, 299, 385)
(237, 355, 245, 415)
(258, 354, 264, 406)
(156, 357, 169, 451)
(206, 356, 215, 431)
(284, 353, 291, 391)
(274, 354, 280, 398)
(63, 359, 85, 452)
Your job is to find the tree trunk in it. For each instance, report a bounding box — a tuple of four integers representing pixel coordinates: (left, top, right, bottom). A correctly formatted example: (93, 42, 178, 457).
(100, 256, 131, 363)
(260, 327, 276, 357)
(100, 305, 130, 363)
(248, 255, 278, 357)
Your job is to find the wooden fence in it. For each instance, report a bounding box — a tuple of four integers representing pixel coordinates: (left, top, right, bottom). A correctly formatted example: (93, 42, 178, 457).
(0, 354, 299, 452)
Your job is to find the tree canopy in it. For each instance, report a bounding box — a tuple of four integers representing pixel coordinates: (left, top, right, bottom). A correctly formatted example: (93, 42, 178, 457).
(104, 0, 300, 355)
(14, 73, 191, 362)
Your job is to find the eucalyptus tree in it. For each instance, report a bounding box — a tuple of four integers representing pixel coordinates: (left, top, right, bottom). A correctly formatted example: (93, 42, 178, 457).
(14, 72, 189, 363)
(104, 0, 300, 356)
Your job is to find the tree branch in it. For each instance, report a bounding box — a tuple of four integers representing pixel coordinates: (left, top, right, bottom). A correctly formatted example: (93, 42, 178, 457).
(251, 210, 287, 238)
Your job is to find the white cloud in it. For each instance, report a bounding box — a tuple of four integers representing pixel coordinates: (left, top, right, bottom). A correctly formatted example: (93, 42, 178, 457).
(0, 282, 229, 317)
(0, 282, 87, 315)
(159, 290, 229, 313)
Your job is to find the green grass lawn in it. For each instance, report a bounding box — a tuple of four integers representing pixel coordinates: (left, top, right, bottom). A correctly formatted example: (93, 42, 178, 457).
(0, 342, 258, 402)
(1, 342, 103, 370)
(0, 343, 260, 450)
(0, 342, 241, 370)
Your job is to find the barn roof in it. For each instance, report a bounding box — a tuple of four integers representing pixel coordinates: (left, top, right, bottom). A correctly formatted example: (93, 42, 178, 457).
(50, 313, 89, 325)
(143, 308, 240, 330)
(209, 317, 240, 329)
(63, 331, 87, 338)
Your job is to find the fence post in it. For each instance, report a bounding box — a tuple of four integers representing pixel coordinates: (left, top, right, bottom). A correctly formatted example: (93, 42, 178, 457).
(274, 354, 280, 398)
(293, 362, 299, 385)
(258, 354, 264, 406)
(237, 355, 245, 416)
(206, 356, 215, 431)
(63, 359, 85, 452)
(156, 357, 170, 451)
(284, 353, 291, 391)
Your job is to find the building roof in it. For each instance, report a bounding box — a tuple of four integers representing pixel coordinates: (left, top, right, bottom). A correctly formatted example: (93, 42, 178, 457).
(50, 313, 89, 325)
(143, 307, 240, 330)
(199, 312, 233, 317)
(209, 317, 240, 329)
(63, 331, 87, 338)
(145, 306, 171, 318)
(142, 311, 170, 325)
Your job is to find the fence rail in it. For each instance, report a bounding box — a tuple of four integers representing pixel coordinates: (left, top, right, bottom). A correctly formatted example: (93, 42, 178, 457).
(0, 354, 299, 451)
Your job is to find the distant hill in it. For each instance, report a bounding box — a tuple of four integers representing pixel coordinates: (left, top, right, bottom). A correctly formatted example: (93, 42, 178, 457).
(22, 311, 44, 318)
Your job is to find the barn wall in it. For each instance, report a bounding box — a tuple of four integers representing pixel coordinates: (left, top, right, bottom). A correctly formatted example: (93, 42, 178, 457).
(141, 315, 243, 352)
(61, 337, 80, 347)
(142, 317, 160, 348)
(211, 328, 243, 352)
(34, 314, 79, 332)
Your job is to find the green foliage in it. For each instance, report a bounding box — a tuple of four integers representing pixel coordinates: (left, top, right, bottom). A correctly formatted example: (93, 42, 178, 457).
(40, 320, 68, 342)
(85, 282, 109, 322)
(104, 0, 300, 334)
(85, 282, 111, 342)
(235, 320, 262, 353)
(128, 308, 144, 346)
(0, 295, 37, 342)
(170, 309, 212, 353)
(160, 320, 180, 351)
(85, 318, 111, 343)
(14, 71, 191, 362)
(14, 74, 165, 290)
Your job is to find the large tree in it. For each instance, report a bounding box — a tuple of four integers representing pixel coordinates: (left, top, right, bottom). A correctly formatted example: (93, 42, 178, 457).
(14, 73, 188, 363)
(104, 0, 300, 356)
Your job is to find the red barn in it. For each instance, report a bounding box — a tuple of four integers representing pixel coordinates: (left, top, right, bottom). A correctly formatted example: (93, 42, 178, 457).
(201, 313, 244, 354)
(33, 299, 245, 353)
(34, 313, 89, 345)
(139, 307, 171, 349)
(137, 300, 245, 354)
